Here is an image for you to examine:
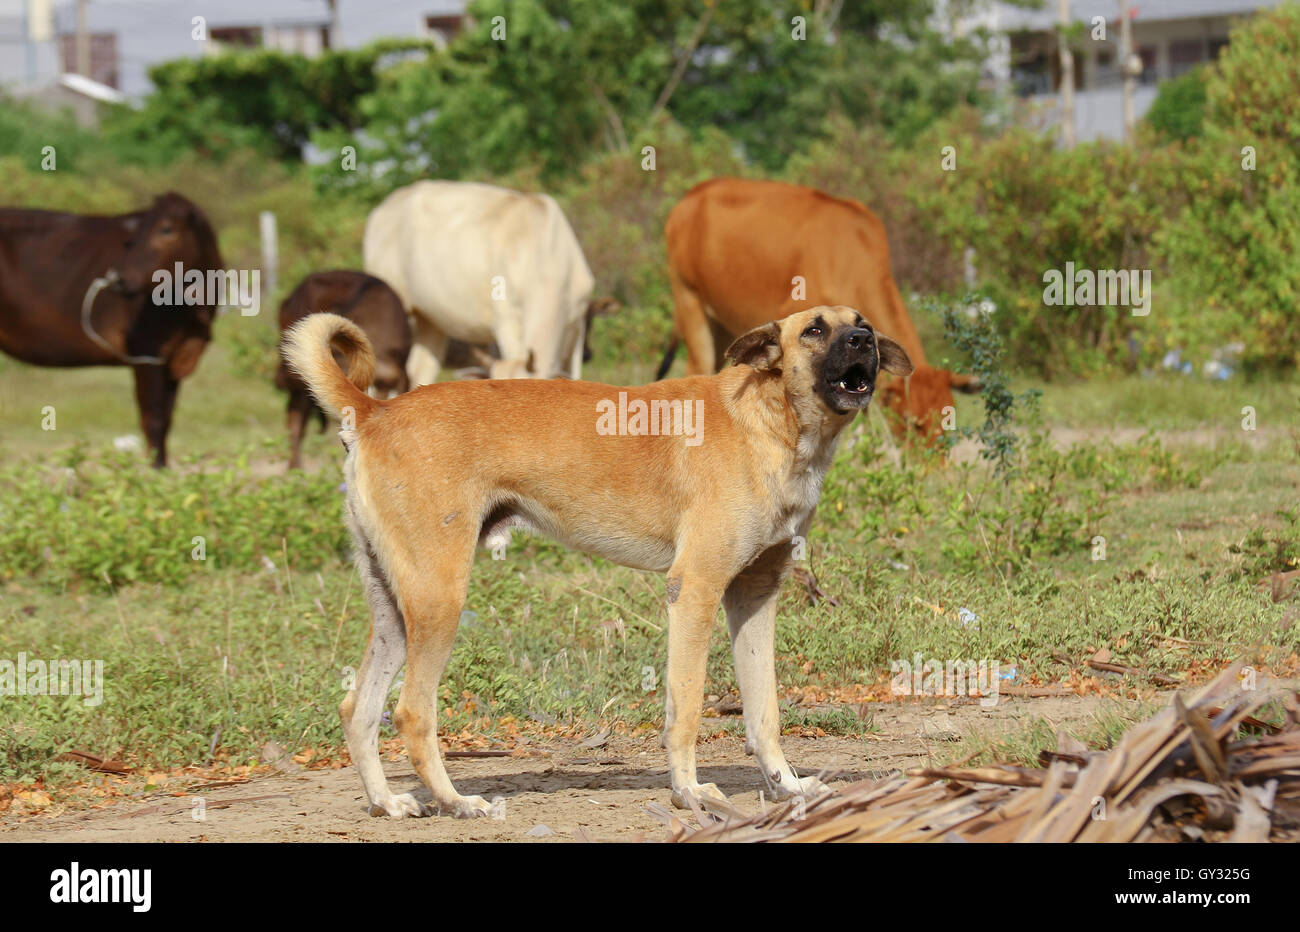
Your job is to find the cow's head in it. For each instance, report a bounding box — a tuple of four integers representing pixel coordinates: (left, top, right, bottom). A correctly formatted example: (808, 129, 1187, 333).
(116, 194, 225, 380)
(114, 193, 223, 296)
(370, 356, 410, 398)
(878, 365, 981, 446)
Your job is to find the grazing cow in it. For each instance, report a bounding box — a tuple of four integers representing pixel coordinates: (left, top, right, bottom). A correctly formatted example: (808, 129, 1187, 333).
(363, 180, 597, 385)
(660, 177, 979, 443)
(275, 270, 411, 469)
(0, 193, 224, 467)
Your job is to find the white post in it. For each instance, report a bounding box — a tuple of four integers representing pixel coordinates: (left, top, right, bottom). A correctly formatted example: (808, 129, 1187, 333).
(1120, 0, 1137, 140)
(1058, 0, 1075, 148)
(259, 210, 278, 307)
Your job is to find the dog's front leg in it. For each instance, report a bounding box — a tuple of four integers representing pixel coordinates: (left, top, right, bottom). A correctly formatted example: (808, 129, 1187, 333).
(724, 543, 828, 802)
(665, 569, 727, 809)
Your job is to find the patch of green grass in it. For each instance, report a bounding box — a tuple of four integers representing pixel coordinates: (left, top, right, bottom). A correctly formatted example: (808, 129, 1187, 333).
(1033, 373, 1299, 433)
(941, 700, 1161, 768)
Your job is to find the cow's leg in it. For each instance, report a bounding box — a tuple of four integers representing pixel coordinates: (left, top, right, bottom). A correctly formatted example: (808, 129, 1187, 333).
(132, 364, 179, 469)
(723, 541, 827, 801)
(566, 315, 585, 379)
(285, 391, 314, 470)
(669, 270, 715, 376)
(492, 304, 532, 378)
(407, 314, 448, 388)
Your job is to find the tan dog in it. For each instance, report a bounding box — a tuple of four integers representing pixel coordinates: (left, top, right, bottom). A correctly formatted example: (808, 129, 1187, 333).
(283, 305, 913, 818)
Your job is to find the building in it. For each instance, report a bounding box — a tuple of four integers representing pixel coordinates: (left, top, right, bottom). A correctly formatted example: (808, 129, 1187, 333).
(0, 0, 467, 99)
(981, 0, 1282, 140)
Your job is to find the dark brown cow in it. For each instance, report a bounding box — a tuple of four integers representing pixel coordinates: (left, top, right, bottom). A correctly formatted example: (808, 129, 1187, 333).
(275, 271, 411, 469)
(0, 193, 225, 467)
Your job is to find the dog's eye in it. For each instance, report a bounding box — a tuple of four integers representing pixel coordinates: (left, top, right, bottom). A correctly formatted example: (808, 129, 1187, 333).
(802, 325, 822, 338)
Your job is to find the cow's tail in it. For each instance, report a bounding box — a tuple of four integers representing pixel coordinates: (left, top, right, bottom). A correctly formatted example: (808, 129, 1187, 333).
(282, 313, 379, 424)
(653, 334, 680, 381)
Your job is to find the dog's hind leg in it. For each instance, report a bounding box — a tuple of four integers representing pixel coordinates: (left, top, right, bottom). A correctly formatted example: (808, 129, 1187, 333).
(340, 541, 422, 818)
(389, 537, 491, 818)
(724, 541, 828, 802)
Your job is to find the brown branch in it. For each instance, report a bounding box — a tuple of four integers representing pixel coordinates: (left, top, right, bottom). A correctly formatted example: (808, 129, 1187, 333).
(646, 3, 715, 126)
(587, 80, 629, 151)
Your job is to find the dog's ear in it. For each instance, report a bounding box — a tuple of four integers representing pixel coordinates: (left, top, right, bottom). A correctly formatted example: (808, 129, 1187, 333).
(725, 321, 783, 371)
(876, 335, 913, 376)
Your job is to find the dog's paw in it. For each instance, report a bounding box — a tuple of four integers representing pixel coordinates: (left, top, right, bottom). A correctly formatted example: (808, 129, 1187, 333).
(670, 782, 729, 810)
(767, 773, 830, 802)
(368, 792, 428, 819)
(437, 794, 493, 819)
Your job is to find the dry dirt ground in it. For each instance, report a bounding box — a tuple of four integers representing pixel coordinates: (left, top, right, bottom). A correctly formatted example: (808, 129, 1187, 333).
(0, 695, 1126, 843)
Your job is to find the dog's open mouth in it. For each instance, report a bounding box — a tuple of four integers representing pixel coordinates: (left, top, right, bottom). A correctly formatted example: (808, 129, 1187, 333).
(834, 364, 872, 395)
(824, 362, 875, 413)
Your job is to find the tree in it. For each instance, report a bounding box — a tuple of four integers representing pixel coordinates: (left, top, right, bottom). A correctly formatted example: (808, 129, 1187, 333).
(318, 0, 999, 189)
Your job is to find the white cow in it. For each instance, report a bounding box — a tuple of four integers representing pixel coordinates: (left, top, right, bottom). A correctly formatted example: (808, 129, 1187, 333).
(363, 180, 595, 385)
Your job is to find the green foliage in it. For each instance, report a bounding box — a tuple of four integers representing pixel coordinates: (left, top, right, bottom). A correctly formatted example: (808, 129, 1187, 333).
(935, 429, 1202, 577)
(314, 0, 994, 191)
(0, 449, 348, 589)
(939, 294, 1041, 472)
(1230, 507, 1300, 577)
(1145, 67, 1208, 141)
(101, 40, 432, 164)
(1154, 4, 1300, 373)
(0, 97, 103, 172)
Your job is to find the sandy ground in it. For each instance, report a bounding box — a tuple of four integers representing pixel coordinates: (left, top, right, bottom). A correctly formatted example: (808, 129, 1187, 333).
(0, 695, 1126, 843)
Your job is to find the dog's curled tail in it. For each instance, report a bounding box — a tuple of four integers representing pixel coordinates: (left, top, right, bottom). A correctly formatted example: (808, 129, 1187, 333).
(282, 313, 379, 423)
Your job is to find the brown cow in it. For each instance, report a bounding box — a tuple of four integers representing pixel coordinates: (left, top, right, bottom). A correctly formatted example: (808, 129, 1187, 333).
(659, 177, 978, 443)
(275, 271, 411, 469)
(0, 193, 225, 467)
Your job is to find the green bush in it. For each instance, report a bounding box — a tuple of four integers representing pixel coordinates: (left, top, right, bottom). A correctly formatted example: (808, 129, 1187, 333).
(0, 450, 349, 589)
(1154, 4, 1300, 373)
(1145, 67, 1208, 142)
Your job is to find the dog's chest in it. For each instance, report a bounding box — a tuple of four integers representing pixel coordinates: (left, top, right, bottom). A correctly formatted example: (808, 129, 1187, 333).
(759, 459, 830, 545)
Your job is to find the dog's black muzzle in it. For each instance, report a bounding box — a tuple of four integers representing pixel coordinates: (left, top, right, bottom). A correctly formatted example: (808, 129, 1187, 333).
(819, 327, 879, 414)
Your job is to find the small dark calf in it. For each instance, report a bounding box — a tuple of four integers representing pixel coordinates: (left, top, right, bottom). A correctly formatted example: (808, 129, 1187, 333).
(276, 271, 411, 469)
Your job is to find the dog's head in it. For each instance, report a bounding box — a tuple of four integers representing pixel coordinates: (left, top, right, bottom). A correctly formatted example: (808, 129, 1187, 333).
(724, 305, 913, 419)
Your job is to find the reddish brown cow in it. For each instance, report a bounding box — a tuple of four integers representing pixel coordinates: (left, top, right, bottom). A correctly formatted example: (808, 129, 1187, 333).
(0, 193, 224, 466)
(660, 177, 978, 444)
(275, 271, 411, 469)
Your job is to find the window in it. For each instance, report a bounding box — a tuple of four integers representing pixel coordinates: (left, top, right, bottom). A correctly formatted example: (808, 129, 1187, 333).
(209, 26, 263, 49)
(425, 14, 463, 48)
(1138, 44, 1158, 84)
(1169, 38, 1205, 77)
(59, 32, 118, 88)
(1092, 48, 1119, 87)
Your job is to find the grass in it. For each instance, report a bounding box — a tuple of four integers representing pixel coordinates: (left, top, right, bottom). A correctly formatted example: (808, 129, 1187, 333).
(1, 304, 1298, 794)
(941, 699, 1163, 768)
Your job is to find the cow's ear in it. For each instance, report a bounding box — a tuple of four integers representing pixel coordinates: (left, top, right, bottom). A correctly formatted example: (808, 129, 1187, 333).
(725, 321, 783, 371)
(876, 335, 913, 376)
